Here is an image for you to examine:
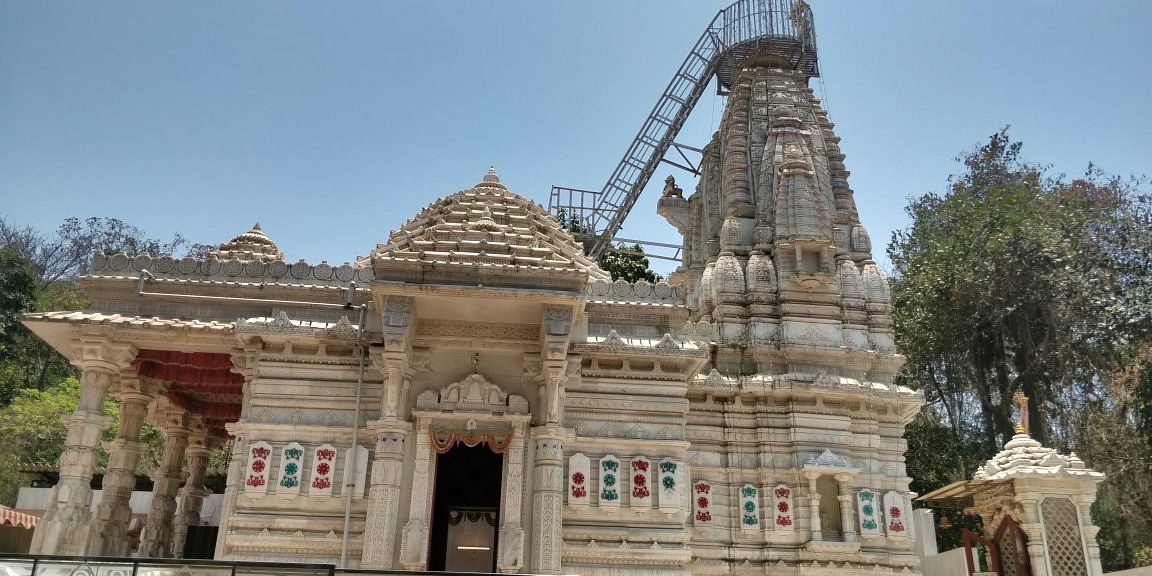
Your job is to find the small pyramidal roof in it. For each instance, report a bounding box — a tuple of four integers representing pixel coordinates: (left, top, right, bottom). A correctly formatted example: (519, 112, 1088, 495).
(213, 222, 284, 262)
(973, 433, 1103, 482)
(367, 168, 608, 282)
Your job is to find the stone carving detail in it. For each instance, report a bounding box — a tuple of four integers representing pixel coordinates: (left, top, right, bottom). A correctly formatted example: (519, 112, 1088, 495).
(693, 480, 713, 526)
(276, 443, 305, 494)
(740, 484, 760, 532)
(417, 320, 539, 340)
(244, 441, 272, 493)
(599, 455, 621, 511)
(629, 456, 652, 510)
(807, 448, 852, 468)
(856, 488, 881, 535)
(90, 249, 374, 285)
(680, 319, 716, 343)
(883, 491, 908, 536)
(658, 459, 683, 514)
(572, 421, 684, 441)
(497, 430, 526, 573)
(568, 452, 591, 508)
(415, 373, 529, 415)
(400, 426, 434, 569)
(382, 296, 414, 328)
(586, 279, 685, 305)
(236, 312, 359, 340)
(309, 444, 337, 496)
(771, 484, 795, 530)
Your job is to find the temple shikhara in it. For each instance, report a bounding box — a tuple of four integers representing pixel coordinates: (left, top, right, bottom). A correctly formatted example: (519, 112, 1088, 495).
(15, 1, 1108, 575)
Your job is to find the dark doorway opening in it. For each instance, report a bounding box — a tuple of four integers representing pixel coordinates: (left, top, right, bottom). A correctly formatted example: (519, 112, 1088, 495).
(182, 525, 218, 559)
(428, 443, 503, 572)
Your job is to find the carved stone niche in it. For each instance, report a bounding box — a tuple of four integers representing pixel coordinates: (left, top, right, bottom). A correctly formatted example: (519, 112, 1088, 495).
(415, 373, 530, 415)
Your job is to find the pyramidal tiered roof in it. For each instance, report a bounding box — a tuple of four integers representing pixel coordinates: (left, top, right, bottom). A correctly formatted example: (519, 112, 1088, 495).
(366, 168, 609, 285)
(211, 222, 284, 262)
(973, 433, 1103, 482)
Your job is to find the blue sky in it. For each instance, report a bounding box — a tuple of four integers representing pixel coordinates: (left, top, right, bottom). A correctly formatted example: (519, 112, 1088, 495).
(2, 0, 1148, 276)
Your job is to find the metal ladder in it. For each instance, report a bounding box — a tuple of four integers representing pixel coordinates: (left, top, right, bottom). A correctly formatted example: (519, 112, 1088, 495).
(550, 0, 819, 260)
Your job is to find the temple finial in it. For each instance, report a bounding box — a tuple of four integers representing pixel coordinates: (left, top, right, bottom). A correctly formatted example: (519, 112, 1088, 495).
(1014, 391, 1030, 436)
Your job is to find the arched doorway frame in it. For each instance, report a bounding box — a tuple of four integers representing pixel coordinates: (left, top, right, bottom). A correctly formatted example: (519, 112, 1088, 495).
(398, 373, 531, 573)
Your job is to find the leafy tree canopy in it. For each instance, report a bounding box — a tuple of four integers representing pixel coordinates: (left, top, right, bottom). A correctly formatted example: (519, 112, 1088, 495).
(890, 129, 1152, 568)
(598, 243, 662, 283)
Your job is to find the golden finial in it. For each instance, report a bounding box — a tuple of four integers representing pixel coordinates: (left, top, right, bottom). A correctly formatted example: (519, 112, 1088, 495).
(1014, 391, 1030, 436)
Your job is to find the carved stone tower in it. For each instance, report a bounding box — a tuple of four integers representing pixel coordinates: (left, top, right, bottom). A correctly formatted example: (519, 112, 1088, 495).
(657, 11, 924, 566)
(659, 65, 897, 388)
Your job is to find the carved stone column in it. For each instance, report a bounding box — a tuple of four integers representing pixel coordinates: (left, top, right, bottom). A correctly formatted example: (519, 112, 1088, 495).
(1074, 494, 1105, 576)
(497, 423, 527, 574)
(539, 305, 573, 425)
(215, 339, 261, 558)
(399, 419, 435, 570)
(172, 428, 212, 558)
(530, 427, 564, 574)
(1016, 497, 1049, 576)
(803, 471, 822, 542)
(89, 371, 154, 556)
(31, 340, 135, 555)
(137, 407, 193, 558)
(360, 423, 411, 569)
(213, 434, 247, 559)
(835, 474, 857, 543)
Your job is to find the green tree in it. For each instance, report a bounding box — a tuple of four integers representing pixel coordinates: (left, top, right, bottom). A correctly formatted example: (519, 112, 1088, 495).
(0, 249, 36, 353)
(889, 130, 1152, 567)
(598, 243, 662, 283)
(0, 377, 166, 505)
(0, 217, 195, 393)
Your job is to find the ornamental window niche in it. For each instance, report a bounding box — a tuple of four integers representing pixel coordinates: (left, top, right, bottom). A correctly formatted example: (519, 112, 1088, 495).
(801, 449, 861, 552)
(400, 372, 531, 573)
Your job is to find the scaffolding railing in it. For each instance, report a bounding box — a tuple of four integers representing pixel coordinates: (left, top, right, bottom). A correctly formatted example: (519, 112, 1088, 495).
(548, 0, 818, 260)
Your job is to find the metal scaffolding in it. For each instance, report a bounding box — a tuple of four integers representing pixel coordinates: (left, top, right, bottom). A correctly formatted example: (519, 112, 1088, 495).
(549, 0, 820, 260)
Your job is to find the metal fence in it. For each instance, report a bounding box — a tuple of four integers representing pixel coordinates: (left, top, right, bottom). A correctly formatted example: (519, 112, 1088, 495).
(0, 554, 541, 576)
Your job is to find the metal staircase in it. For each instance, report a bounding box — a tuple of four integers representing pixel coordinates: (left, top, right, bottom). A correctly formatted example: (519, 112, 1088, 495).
(549, 0, 820, 260)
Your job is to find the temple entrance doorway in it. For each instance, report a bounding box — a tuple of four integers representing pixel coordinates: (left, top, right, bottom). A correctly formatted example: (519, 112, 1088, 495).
(428, 443, 504, 572)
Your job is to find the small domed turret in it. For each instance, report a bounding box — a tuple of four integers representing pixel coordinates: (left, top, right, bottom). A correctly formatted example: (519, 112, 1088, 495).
(213, 222, 284, 262)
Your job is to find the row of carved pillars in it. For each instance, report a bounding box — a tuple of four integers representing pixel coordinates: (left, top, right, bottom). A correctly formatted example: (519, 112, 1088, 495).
(30, 342, 213, 559)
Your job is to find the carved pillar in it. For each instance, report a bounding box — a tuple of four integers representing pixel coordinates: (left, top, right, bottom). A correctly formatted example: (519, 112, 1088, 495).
(497, 422, 527, 573)
(539, 305, 573, 425)
(804, 471, 822, 542)
(360, 423, 411, 569)
(538, 361, 567, 426)
(31, 340, 134, 555)
(371, 350, 411, 420)
(1016, 497, 1048, 576)
(137, 407, 193, 558)
(835, 474, 857, 543)
(1074, 494, 1105, 576)
(89, 371, 154, 555)
(399, 419, 435, 570)
(530, 427, 564, 574)
(215, 339, 261, 558)
(213, 434, 246, 558)
(172, 428, 212, 558)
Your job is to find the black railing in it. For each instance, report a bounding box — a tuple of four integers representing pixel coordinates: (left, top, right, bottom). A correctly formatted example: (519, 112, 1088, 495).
(0, 554, 546, 576)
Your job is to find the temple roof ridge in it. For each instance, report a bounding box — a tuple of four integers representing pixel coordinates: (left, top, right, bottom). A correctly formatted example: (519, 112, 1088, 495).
(368, 169, 609, 281)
